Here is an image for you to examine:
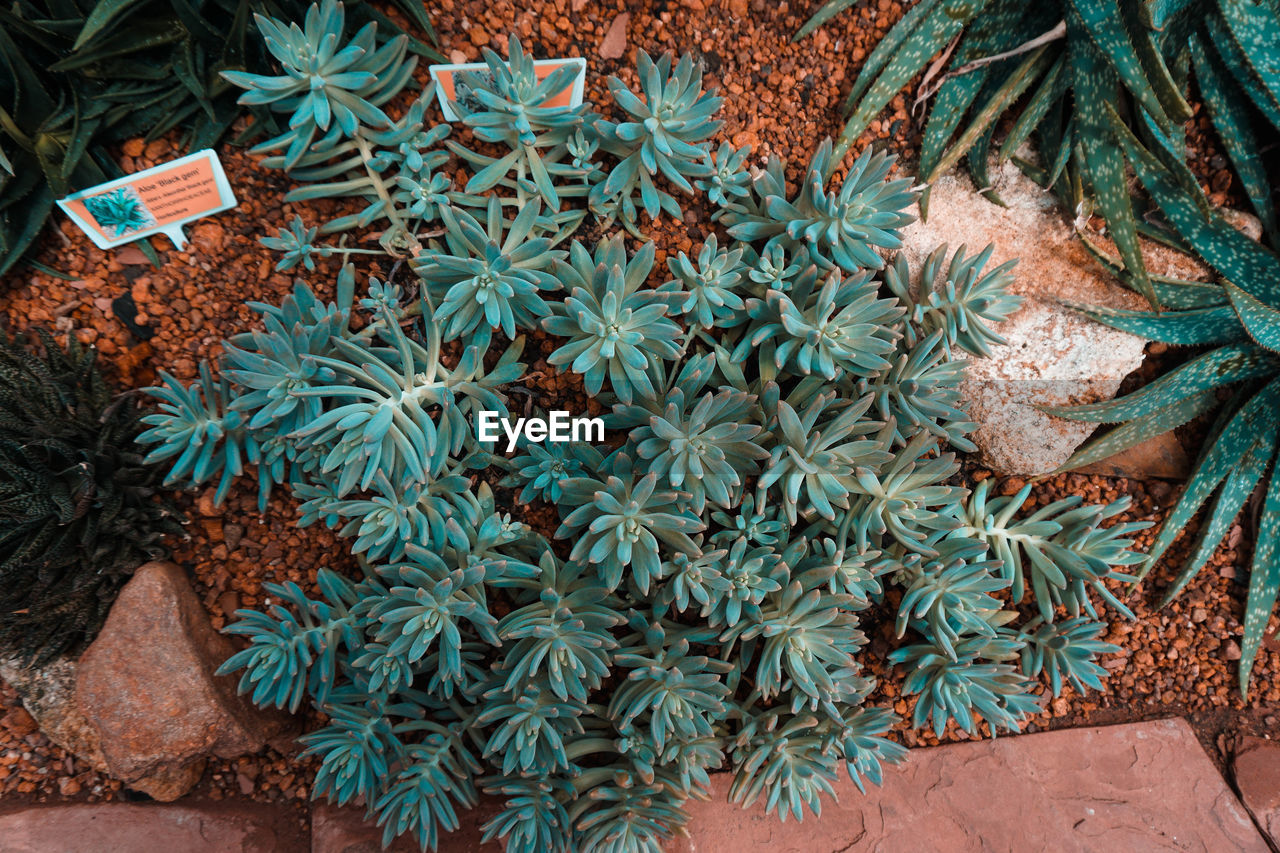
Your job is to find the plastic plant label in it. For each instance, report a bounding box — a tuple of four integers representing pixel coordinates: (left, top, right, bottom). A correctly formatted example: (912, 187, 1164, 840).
(429, 56, 587, 121)
(56, 149, 237, 251)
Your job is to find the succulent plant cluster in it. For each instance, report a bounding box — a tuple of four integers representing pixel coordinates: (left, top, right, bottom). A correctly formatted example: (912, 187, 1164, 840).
(799, 0, 1280, 305)
(233, 4, 725, 271)
(0, 329, 180, 661)
(0, 0, 442, 276)
(138, 7, 1147, 851)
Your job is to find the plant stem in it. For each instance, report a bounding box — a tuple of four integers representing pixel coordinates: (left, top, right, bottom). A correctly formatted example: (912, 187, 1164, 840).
(355, 132, 418, 257)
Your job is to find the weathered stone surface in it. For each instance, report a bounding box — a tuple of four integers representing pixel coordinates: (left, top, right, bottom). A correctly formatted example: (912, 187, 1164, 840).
(672, 718, 1264, 852)
(0, 654, 107, 772)
(1076, 430, 1191, 480)
(114, 246, 152, 265)
(312, 801, 501, 853)
(598, 12, 629, 59)
(126, 759, 208, 802)
(0, 652, 205, 797)
(75, 562, 294, 801)
(0, 803, 293, 852)
(897, 163, 1231, 475)
(1235, 736, 1280, 846)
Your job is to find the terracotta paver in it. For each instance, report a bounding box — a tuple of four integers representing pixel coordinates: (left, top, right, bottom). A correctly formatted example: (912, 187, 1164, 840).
(312, 799, 503, 853)
(675, 717, 1265, 852)
(1235, 736, 1280, 847)
(4, 719, 1251, 852)
(0, 802, 294, 852)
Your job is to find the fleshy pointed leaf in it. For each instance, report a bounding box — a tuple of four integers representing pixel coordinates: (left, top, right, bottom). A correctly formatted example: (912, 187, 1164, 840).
(1158, 432, 1275, 605)
(1140, 379, 1280, 578)
(1241, 448, 1280, 695)
(1190, 34, 1277, 240)
(1069, 0, 1172, 126)
(1069, 302, 1245, 345)
(795, 0, 860, 40)
(1053, 390, 1218, 473)
(834, 0, 990, 165)
(1067, 17, 1155, 306)
(1106, 105, 1280, 304)
(1044, 344, 1276, 423)
(1225, 282, 1280, 355)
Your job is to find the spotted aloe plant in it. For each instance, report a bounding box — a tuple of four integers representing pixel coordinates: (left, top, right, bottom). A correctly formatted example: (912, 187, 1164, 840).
(1048, 120, 1280, 695)
(796, 0, 1280, 305)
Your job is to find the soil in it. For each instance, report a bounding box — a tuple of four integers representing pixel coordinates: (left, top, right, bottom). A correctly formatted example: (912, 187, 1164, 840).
(0, 0, 1272, 822)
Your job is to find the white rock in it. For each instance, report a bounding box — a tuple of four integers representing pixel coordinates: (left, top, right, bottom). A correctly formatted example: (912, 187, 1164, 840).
(896, 161, 1223, 475)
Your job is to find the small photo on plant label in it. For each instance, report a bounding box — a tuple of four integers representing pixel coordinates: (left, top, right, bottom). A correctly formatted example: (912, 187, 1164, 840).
(81, 186, 156, 238)
(430, 57, 587, 121)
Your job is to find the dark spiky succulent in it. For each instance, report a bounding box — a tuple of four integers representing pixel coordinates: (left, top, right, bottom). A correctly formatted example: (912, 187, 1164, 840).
(0, 329, 180, 661)
(795, 0, 1280, 700)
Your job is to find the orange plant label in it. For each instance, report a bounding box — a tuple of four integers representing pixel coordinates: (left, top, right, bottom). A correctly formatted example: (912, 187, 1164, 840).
(57, 149, 238, 251)
(429, 57, 587, 121)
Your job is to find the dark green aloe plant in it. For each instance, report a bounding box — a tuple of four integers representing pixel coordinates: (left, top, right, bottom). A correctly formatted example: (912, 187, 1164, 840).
(0, 0, 441, 275)
(1049, 117, 1280, 696)
(0, 329, 181, 661)
(796, 0, 1280, 306)
(139, 9, 1148, 852)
